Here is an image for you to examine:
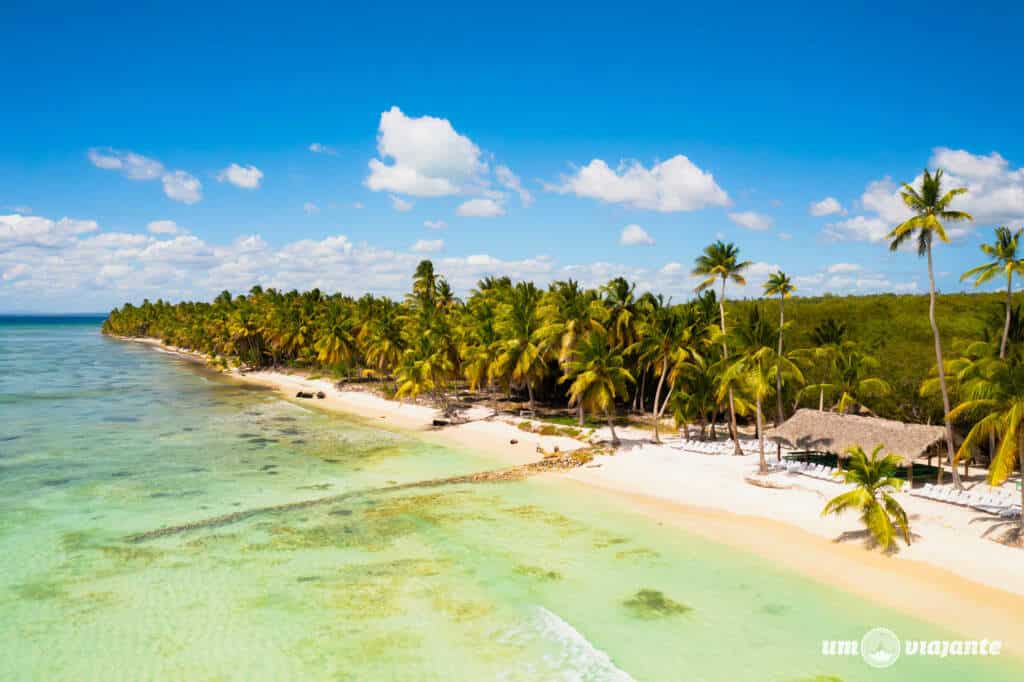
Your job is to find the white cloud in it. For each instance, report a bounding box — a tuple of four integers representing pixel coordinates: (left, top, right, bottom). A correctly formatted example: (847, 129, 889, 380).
(89, 148, 202, 204)
(824, 215, 890, 242)
(727, 210, 773, 230)
(456, 198, 505, 217)
(0, 210, 937, 312)
(147, 220, 185, 235)
(352, 202, 364, 209)
(411, 239, 444, 253)
(366, 106, 486, 197)
(659, 262, 682, 275)
(303, 202, 320, 215)
(619, 224, 655, 246)
(391, 195, 414, 212)
(88, 148, 164, 180)
(496, 165, 534, 206)
(308, 142, 337, 156)
(3, 264, 29, 281)
(809, 196, 843, 216)
(777, 232, 793, 241)
(826, 149, 1024, 243)
(424, 220, 447, 230)
(0, 214, 99, 247)
(549, 155, 730, 212)
(827, 262, 862, 274)
(161, 171, 202, 204)
(217, 163, 263, 189)
(931, 148, 1007, 179)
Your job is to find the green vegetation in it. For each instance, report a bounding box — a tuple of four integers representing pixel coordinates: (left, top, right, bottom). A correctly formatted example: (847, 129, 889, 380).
(822, 445, 911, 552)
(102, 167, 1024, 516)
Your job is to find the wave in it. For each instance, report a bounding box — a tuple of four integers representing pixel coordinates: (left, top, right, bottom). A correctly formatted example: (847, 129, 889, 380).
(499, 606, 635, 682)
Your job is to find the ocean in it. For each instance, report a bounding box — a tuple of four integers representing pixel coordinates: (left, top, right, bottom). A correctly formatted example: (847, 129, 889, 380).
(0, 317, 1015, 680)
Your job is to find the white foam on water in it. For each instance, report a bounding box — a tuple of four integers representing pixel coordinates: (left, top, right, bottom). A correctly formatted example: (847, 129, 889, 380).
(499, 606, 635, 682)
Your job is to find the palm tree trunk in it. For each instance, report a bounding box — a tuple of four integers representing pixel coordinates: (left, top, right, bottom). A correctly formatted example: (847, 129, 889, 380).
(607, 409, 619, 445)
(527, 382, 535, 412)
(756, 396, 766, 474)
(719, 278, 742, 455)
(639, 367, 648, 413)
(651, 360, 668, 443)
(1001, 273, 1012, 359)
(819, 388, 824, 411)
(775, 297, 785, 426)
(578, 402, 584, 427)
(927, 243, 961, 488)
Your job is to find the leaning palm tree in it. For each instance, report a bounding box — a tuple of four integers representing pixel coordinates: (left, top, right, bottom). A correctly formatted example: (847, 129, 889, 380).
(887, 168, 972, 488)
(763, 270, 795, 425)
(693, 241, 751, 454)
(949, 355, 1024, 540)
(562, 329, 633, 444)
(961, 226, 1024, 360)
(822, 444, 911, 552)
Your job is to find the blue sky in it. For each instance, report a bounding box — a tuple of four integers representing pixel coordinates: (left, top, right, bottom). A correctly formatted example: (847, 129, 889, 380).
(3, 2, 1024, 311)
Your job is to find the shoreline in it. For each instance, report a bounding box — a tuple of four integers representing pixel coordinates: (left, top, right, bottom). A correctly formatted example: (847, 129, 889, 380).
(114, 335, 1024, 652)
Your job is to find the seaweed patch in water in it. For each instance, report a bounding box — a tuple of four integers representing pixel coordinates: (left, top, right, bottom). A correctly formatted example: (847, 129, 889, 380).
(513, 564, 562, 581)
(622, 589, 691, 618)
(13, 579, 68, 601)
(615, 547, 660, 561)
(760, 603, 788, 616)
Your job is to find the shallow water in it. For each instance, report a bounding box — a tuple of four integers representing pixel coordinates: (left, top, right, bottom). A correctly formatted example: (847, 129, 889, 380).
(0, 318, 1017, 681)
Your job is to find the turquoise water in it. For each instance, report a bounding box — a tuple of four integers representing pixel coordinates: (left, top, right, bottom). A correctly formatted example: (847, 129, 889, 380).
(0, 318, 1017, 681)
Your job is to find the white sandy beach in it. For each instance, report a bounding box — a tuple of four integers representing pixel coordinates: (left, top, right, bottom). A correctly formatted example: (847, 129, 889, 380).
(122, 336, 1024, 650)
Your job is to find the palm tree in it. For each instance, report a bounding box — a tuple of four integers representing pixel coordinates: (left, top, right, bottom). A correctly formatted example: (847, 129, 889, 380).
(822, 444, 911, 552)
(668, 353, 718, 440)
(961, 226, 1024, 360)
(537, 279, 606, 425)
(763, 270, 796, 425)
(693, 241, 751, 454)
(887, 168, 972, 488)
(493, 282, 546, 411)
(313, 298, 356, 369)
(361, 297, 405, 375)
(804, 318, 847, 410)
(720, 307, 804, 473)
(629, 300, 700, 442)
(562, 329, 633, 444)
(949, 356, 1024, 539)
(804, 342, 892, 416)
(601, 277, 638, 350)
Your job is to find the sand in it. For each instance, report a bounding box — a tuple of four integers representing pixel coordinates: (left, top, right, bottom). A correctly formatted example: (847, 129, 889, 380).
(118, 336, 1024, 651)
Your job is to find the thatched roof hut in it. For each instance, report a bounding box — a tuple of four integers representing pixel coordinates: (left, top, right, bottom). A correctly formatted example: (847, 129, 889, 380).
(765, 409, 948, 465)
